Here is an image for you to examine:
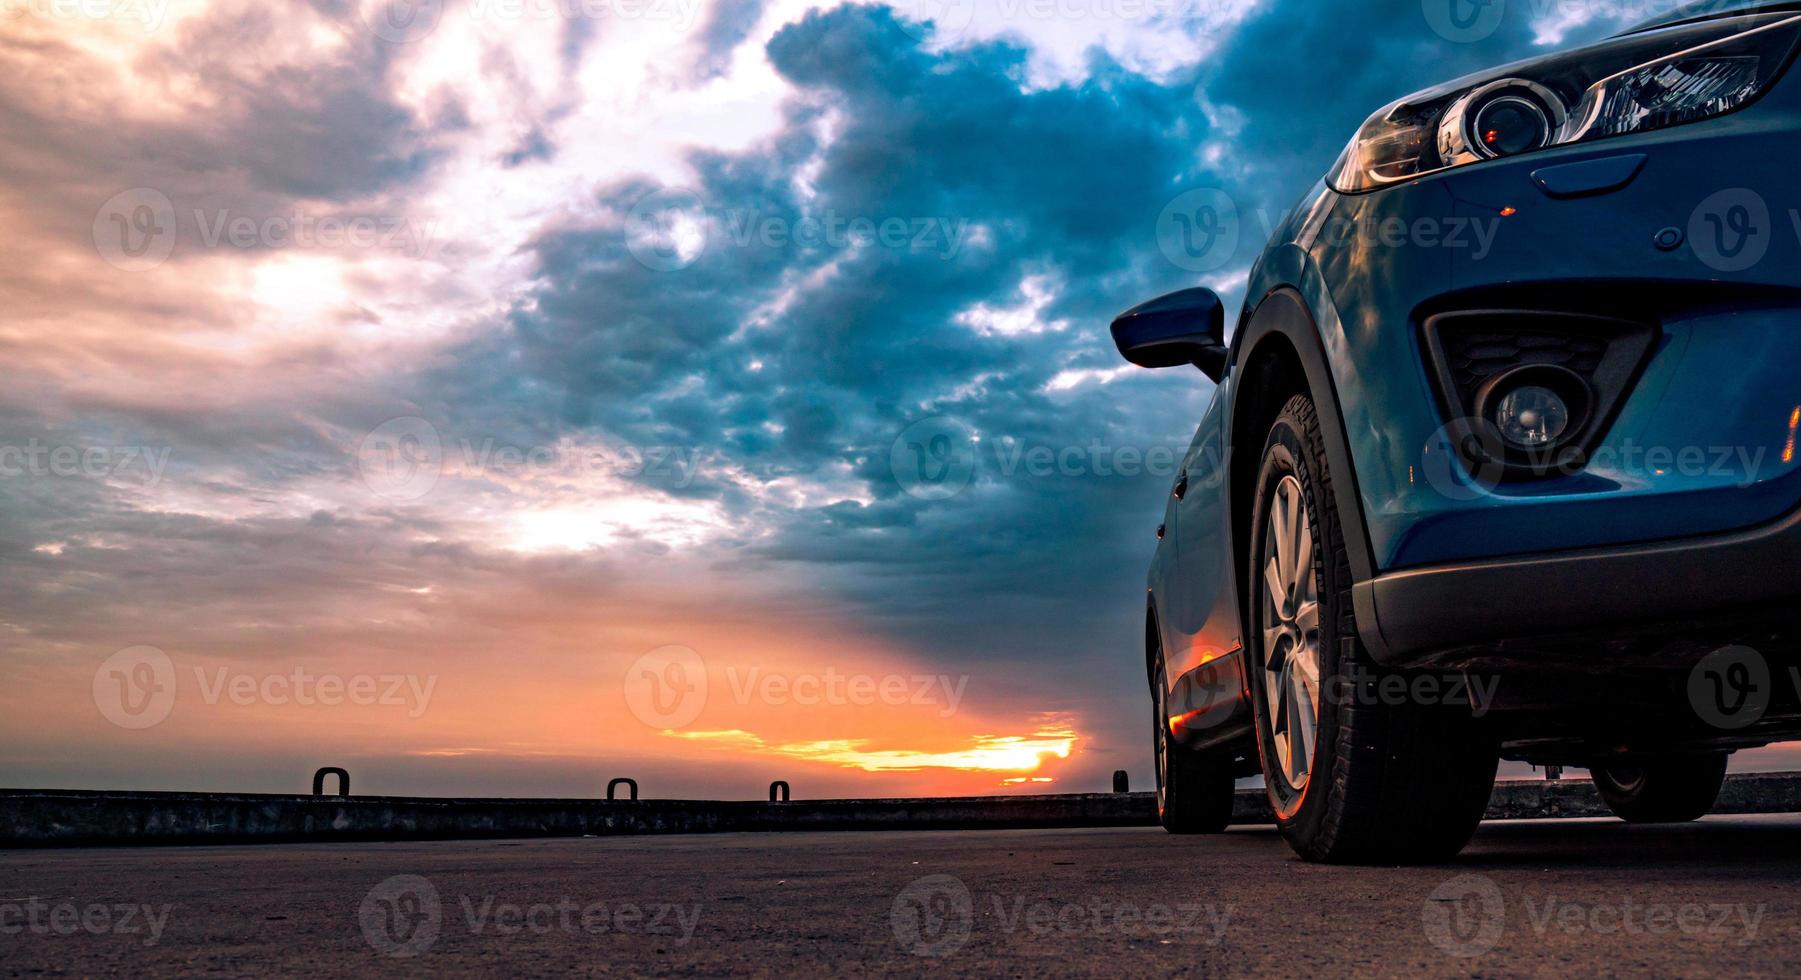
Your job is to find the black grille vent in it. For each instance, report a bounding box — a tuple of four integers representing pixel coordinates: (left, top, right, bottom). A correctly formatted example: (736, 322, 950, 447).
(1439, 328, 1610, 410)
(1420, 310, 1659, 478)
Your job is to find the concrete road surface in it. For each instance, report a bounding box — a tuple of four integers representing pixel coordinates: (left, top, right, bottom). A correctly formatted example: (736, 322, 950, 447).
(3, 817, 1801, 977)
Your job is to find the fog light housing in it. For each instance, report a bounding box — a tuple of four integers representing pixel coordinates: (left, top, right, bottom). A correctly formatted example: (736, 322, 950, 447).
(1473, 365, 1593, 463)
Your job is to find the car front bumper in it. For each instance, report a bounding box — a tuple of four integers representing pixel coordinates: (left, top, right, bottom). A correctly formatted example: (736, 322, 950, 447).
(1356, 497, 1801, 665)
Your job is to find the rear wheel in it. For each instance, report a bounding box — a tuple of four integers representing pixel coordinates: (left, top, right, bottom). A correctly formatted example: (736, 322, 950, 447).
(1246, 395, 1498, 864)
(1152, 651, 1234, 834)
(1591, 753, 1729, 823)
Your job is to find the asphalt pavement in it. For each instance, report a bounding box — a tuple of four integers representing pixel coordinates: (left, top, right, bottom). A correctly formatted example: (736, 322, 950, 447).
(4, 816, 1801, 976)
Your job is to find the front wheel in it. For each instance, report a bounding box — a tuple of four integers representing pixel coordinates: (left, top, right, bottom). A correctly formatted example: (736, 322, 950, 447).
(1245, 395, 1498, 864)
(1591, 753, 1729, 823)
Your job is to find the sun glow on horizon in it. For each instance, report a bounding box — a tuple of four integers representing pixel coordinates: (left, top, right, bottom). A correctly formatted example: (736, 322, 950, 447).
(665, 723, 1079, 775)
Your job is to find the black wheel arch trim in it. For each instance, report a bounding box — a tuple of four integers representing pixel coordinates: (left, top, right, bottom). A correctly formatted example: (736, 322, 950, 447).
(1228, 287, 1394, 660)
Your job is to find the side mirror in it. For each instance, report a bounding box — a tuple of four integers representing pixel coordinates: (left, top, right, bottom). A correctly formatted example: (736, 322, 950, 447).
(1110, 287, 1229, 382)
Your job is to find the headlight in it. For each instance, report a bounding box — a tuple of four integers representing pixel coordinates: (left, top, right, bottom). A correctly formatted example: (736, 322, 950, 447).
(1329, 13, 1801, 193)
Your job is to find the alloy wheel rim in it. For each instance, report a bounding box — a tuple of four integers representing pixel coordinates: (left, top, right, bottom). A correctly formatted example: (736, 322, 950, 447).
(1262, 474, 1322, 794)
(1606, 765, 1647, 793)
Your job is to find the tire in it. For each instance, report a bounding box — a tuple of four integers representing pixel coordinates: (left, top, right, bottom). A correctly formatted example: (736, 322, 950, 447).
(1245, 394, 1498, 864)
(1153, 651, 1234, 834)
(1591, 753, 1729, 824)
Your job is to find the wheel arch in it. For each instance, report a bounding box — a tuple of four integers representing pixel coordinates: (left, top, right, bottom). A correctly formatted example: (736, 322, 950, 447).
(1227, 287, 1381, 655)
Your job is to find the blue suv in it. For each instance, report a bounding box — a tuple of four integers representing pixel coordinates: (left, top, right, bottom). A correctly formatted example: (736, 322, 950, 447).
(1114, 0, 1801, 863)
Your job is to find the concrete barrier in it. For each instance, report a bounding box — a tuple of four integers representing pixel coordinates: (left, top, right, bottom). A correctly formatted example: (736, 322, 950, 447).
(4, 773, 1800, 847)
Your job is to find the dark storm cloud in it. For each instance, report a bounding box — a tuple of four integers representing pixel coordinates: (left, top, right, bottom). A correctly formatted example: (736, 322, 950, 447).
(487, 3, 1214, 456)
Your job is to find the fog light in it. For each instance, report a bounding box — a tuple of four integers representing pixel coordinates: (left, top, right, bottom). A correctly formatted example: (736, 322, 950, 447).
(1493, 385, 1570, 449)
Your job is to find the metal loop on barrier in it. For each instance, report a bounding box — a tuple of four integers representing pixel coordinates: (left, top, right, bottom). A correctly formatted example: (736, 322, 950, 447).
(313, 767, 349, 797)
(607, 778, 639, 801)
(1112, 770, 1129, 794)
(769, 780, 790, 803)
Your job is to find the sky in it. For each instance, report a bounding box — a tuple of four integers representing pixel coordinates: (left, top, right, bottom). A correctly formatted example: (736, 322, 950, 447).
(1, 0, 1775, 801)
